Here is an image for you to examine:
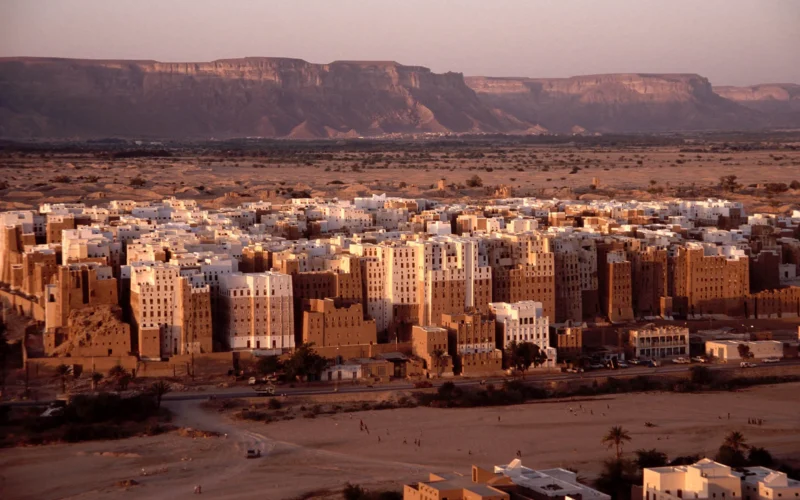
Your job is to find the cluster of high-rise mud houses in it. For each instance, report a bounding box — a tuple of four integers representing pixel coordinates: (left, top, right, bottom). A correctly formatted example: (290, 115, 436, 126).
(1, 194, 799, 378)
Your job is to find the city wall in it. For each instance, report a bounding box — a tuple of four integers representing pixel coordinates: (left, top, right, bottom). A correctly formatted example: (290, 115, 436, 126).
(0, 289, 45, 322)
(541, 363, 800, 393)
(25, 352, 240, 380)
(314, 341, 413, 360)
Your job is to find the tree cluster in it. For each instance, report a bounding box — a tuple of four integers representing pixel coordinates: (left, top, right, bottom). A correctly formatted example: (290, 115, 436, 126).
(256, 343, 328, 382)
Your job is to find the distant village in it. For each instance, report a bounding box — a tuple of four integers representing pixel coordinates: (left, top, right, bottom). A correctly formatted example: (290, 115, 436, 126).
(2, 193, 800, 381)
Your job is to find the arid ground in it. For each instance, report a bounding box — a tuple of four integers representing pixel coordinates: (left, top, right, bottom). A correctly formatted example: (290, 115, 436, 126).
(1, 141, 799, 214)
(1, 383, 799, 500)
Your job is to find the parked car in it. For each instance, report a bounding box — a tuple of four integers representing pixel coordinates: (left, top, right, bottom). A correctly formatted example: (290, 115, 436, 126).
(628, 359, 642, 365)
(40, 406, 64, 418)
(762, 357, 781, 364)
(691, 356, 707, 363)
(566, 367, 584, 373)
(672, 357, 690, 364)
(740, 362, 757, 368)
(617, 361, 629, 369)
(588, 363, 605, 370)
(253, 384, 275, 396)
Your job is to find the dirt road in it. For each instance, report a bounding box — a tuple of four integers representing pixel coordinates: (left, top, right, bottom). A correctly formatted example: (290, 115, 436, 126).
(2, 383, 799, 500)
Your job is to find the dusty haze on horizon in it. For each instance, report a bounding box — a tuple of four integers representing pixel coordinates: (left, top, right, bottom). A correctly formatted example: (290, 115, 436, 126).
(1, 0, 798, 86)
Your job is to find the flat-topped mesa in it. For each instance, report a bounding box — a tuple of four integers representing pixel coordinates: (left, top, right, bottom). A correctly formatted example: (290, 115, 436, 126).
(468, 73, 716, 103)
(0, 57, 503, 139)
(714, 83, 800, 102)
(466, 72, 760, 133)
(0, 57, 796, 138)
(712, 84, 800, 125)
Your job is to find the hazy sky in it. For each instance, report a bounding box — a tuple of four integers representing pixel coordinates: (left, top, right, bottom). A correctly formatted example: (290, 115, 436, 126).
(1, 0, 798, 86)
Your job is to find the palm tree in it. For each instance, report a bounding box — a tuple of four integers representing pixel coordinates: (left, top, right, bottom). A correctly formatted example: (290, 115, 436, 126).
(54, 364, 72, 394)
(90, 372, 103, 391)
(602, 426, 632, 459)
(723, 431, 748, 453)
(108, 364, 127, 380)
(150, 380, 171, 409)
(108, 364, 130, 389)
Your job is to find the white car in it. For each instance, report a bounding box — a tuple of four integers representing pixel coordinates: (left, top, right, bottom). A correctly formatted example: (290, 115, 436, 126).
(761, 357, 780, 364)
(740, 362, 757, 368)
(672, 357, 690, 364)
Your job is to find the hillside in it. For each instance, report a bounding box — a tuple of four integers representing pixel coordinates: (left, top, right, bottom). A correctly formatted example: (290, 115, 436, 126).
(465, 74, 766, 133)
(714, 83, 800, 128)
(0, 57, 796, 139)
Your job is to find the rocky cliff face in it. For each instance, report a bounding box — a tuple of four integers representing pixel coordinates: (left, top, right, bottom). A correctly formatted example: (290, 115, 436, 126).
(0, 57, 794, 139)
(0, 57, 516, 139)
(466, 74, 766, 133)
(713, 84, 800, 127)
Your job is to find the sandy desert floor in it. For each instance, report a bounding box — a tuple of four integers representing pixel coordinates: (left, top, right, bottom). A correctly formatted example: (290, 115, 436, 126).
(1, 145, 799, 214)
(1, 383, 799, 500)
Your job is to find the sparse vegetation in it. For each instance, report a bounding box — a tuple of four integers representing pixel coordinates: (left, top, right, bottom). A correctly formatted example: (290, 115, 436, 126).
(466, 174, 483, 187)
(129, 176, 146, 188)
(0, 392, 172, 447)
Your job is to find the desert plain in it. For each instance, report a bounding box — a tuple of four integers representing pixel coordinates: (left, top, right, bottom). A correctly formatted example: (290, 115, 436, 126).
(1, 383, 799, 500)
(1, 138, 799, 215)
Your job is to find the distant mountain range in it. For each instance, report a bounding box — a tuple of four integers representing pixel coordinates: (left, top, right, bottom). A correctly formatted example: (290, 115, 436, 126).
(0, 57, 797, 139)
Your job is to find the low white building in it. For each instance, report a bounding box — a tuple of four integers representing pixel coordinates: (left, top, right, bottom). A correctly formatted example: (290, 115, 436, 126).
(495, 459, 610, 500)
(321, 363, 362, 382)
(629, 325, 689, 360)
(705, 340, 783, 361)
(427, 220, 452, 236)
(642, 458, 800, 500)
(741, 466, 800, 500)
(643, 458, 742, 500)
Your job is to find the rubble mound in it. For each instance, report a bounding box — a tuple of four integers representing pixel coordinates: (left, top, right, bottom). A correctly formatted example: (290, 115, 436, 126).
(51, 305, 128, 357)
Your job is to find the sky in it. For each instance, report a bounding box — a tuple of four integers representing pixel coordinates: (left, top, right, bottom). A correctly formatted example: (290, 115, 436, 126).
(1, 0, 798, 86)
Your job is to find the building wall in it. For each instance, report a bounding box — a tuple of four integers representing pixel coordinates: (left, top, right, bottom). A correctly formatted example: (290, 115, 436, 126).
(45, 264, 118, 332)
(671, 246, 749, 317)
(630, 246, 668, 317)
(554, 250, 582, 323)
(607, 260, 635, 323)
(490, 301, 555, 367)
(630, 326, 689, 360)
(705, 341, 784, 361)
(46, 214, 75, 245)
(442, 313, 503, 375)
(491, 260, 555, 322)
(21, 249, 59, 298)
(0, 226, 25, 286)
(128, 263, 212, 360)
(411, 325, 451, 375)
(302, 298, 377, 347)
(219, 272, 295, 352)
(44, 305, 132, 357)
(553, 324, 584, 360)
(750, 251, 781, 293)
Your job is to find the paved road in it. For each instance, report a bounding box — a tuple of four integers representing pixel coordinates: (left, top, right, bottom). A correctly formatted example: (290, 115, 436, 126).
(163, 359, 800, 401)
(7, 359, 798, 407)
